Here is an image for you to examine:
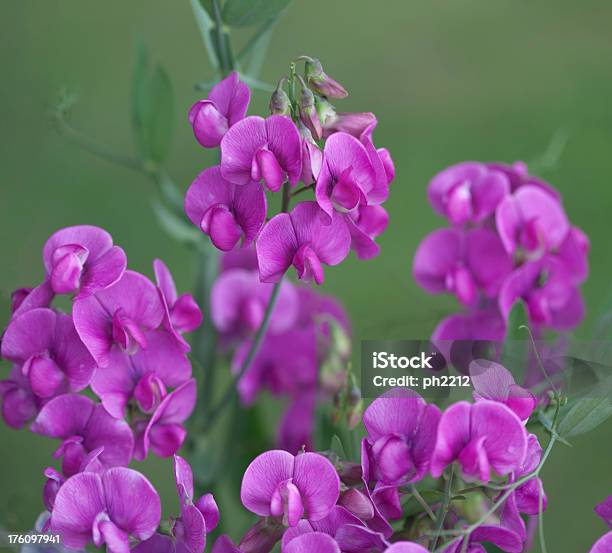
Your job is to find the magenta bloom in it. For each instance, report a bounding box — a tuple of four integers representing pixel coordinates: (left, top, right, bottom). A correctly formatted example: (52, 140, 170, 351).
(362, 390, 441, 485)
(1, 308, 95, 399)
(469, 360, 536, 421)
(315, 132, 376, 220)
(285, 533, 340, 553)
(91, 331, 191, 419)
(431, 400, 527, 483)
(510, 433, 546, 515)
(595, 496, 612, 529)
(10, 281, 54, 318)
(154, 259, 202, 340)
(428, 162, 509, 225)
(499, 255, 584, 330)
(590, 532, 612, 553)
(133, 378, 196, 460)
(240, 450, 340, 527)
(346, 205, 389, 260)
(185, 166, 267, 251)
(257, 201, 351, 284)
(486, 161, 561, 199)
(441, 525, 523, 553)
(31, 394, 133, 477)
(413, 228, 512, 306)
(496, 185, 569, 257)
(42, 225, 127, 297)
(0, 367, 41, 429)
(432, 306, 506, 344)
(211, 268, 298, 341)
(221, 115, 302, 191)
(50, 467, 161, 551)
(300, 137, 323, 185)
(189, 72, 250, 148)
(73, 270, 165, 367)
(323, 112, 377, 139)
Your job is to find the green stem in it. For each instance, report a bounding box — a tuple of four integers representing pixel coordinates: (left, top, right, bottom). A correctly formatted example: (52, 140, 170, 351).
(431, 465, 454, 551)
(410, 485, 436, 522)
(211, 0, 231, 76)
(203, 280, 283, 428)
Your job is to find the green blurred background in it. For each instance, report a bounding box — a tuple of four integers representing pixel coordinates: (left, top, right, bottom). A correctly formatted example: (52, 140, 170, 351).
(1, 1, 611, 551)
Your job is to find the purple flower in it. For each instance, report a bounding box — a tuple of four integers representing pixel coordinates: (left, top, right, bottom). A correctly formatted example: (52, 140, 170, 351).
(441, 525, 523, 553)
(185, 166, 267, 251)
(189, 72, 250, 148)
(135, 455, 218, 553)
(42, 225, 127, 297)
(413, 228, 512, 307)
(50, 467, 161, 551)
(499, 256, 585, 331)
(385, 544, 429, 553)
(428, 162, 510, 225)
(495, 185, 569, 258)
(73, 270, 165, 367)
(486, 161, 561, 199)
(360, 121, 392, 203)
(0, 367, 40, 428)
(362, 390, 441, 485)
(240, 450, 340, 527)
(323, 112, 377, 139)
(590, 531, 612, 553)
(595, 496, 612, 529)
(430, 400, 527, 483)
(315, 132, 376, 220)
(133, 378, 196, 460)
(221, 115, 302, 191)
(347, 204, 389, 260)
(91, 331, 192, 418)
(277, 392, 316, 454)
(211, 269, 298, 342)
(300, 136, 323, 185)
(154, 259, 202, 339)
(510, 433, 546, 515)
(9, 281, 55, 320)
(31, 394, 133, 477)
(304, 57, 348, 99)
(469, 360, 536, 421)
(285, 532, 341, 553)
(256, 201, 351, 284)
(1, 308, 95, 399)
(221, 244, 259, 273)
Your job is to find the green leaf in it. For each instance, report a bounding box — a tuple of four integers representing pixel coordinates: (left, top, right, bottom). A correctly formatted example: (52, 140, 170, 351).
(131, 43, 175, 164)
(222, 0, 293, 27)
(151, 198, 202, 245)
(557, 395, 612, 438)
(330, 435, 347, 460)
(190, 0, 219, 70)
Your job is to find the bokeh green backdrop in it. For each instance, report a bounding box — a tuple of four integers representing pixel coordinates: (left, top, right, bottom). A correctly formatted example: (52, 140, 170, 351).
(1, 1, 611, 551)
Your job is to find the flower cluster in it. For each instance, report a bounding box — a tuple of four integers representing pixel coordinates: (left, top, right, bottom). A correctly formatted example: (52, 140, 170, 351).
(187, 58, 394, 285)
(211, 361, 548, 553)
(0, 226, 214, 552)
(413, 161, 589, 341)
(211, 246, 354, 453)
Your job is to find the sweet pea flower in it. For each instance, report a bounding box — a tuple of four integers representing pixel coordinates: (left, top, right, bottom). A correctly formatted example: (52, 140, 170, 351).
(220, 115, 302, 191)
(284, 532, 341, 553)
(495, 185, 569, 258)
(510, 433, 546, 515)
(303, 57, 348, 99)
(414, 228, 513, 306)
(189, 72, 250, 148)
(595, 496, 612, 528)
(347, 204, 389, 260)
(300, 134, 323, 185)
(430, 400, 528, 483)
(1, 308, 96, 399)
(185, 166, 267, 251)
(432, 306, 506, 344)
(440, 525, 523, 553)
(499, 256, 584, 330)
(211, 269, 298, 342)
(427, 162, 510, 225)
(590, 532, 612, 553)
(73, 270, 165, 367)
(50, 467, 161, 551)
(315, 132, 376, 220)
(10, 281, 54, 318)
(221, 244, 259, 273)
(257, 201, 351, 284)
(322, 112, 377, 139)
(557, 225, 590, 284)
(42, 225, 127, 297)
(133, 378, 196, 460)
(31, 394, 134, 477)
(486, 161, 561, 199)
(469, 360, 536, 421)
(277, 392, 316, 454)
(0, 367, 40, 428)
(360, 121, 392, 203)
(362, 390, 441, 485)
(154, 259, 202, 340)
(240, 450, 340, 527)
(91, 331, 192, 419)
(385, 544, 429, 553)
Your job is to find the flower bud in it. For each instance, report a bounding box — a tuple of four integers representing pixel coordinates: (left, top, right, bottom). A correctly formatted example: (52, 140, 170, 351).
(298, 83, 322, 140)
(239, 519, 284, 553)
(304, 57, 348, 99)
(338, 488, 374, 520)
(323, 111, 377, 138)
(269, 77, 291, 116)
